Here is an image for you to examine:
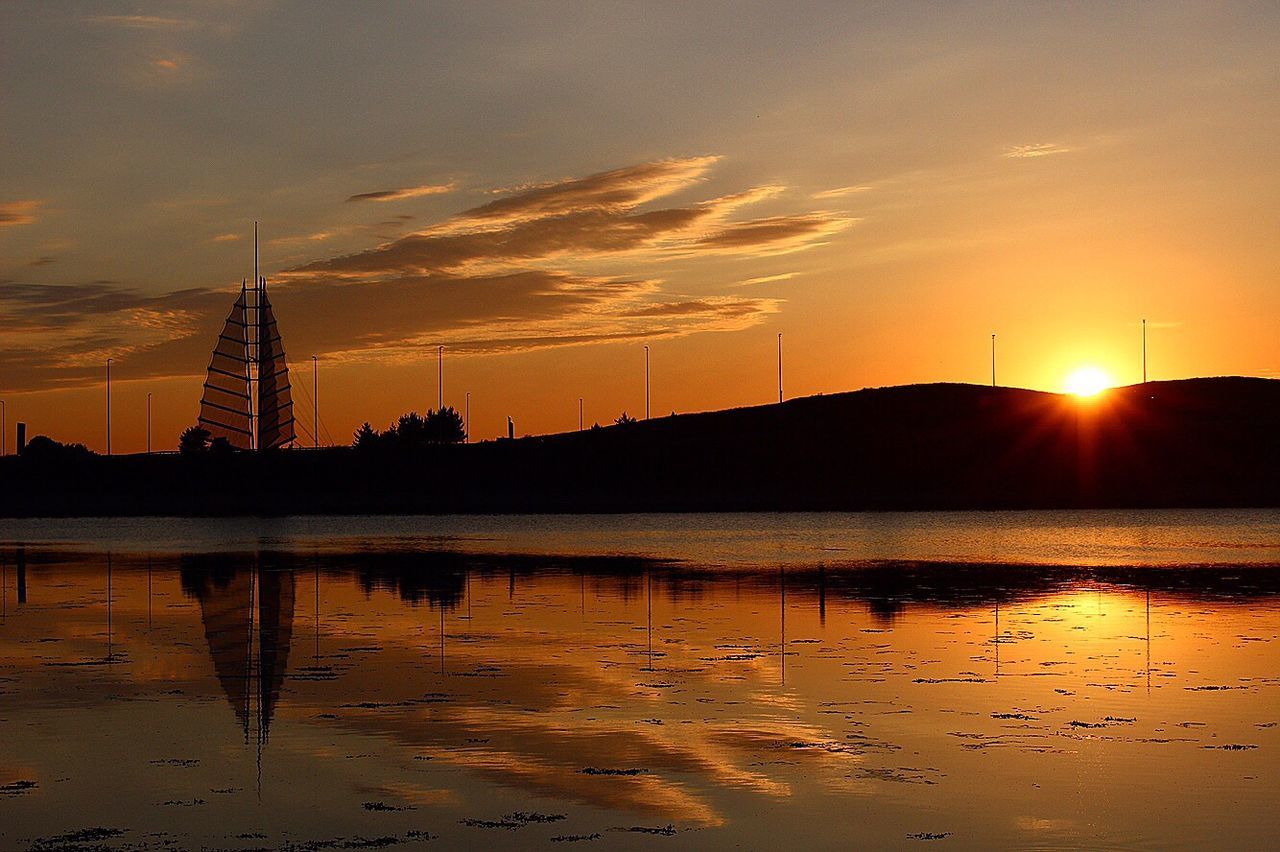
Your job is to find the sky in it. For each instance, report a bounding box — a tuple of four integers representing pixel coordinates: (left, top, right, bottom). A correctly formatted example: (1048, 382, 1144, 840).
(2, 1, 1278, 452)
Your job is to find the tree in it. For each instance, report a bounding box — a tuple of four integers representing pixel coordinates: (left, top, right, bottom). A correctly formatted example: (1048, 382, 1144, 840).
(424, 406, 466, 444)
(353, 422, 380, 451)
(614, 412, 637, 426)
(391, 411, 429, 448)
(22, 435, 93, 462)
(179, 426, 211, 455)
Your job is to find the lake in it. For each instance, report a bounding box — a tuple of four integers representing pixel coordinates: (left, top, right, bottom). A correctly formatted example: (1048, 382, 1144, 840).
(1, 510, 1278, 849)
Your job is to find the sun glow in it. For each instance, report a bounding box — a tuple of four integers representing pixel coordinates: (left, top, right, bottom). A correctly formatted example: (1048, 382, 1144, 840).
(1064, 366, 1114, 397)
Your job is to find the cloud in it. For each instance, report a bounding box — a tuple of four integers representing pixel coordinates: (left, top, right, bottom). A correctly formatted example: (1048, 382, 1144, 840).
(211, 233, 241, 242)
(692, 214, 854, 254)
(27, 256, 56, 267)
(0, 157, 843, 393)
(0, 200, 42, 227)
(812, 185, 870, 199)
(290, 159, 849, 280)
(346, 183, 456, 203)
(1004, 143, 1073, 159)
(83, 15, 199, 30)
(738, 273, 796, 287)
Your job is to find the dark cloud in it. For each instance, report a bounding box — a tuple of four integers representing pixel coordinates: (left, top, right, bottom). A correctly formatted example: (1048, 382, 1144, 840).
(346, 183, 455, 203)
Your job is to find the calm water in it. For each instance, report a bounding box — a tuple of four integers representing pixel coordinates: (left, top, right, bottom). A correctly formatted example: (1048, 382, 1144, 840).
(1, 510, 1278, 850)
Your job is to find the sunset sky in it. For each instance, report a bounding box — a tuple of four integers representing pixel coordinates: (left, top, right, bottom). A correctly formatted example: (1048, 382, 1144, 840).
(2, 2, 1278, 452)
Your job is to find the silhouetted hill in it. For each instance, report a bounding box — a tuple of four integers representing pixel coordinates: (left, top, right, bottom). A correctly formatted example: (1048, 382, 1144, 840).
(2, 377, 1278, 516)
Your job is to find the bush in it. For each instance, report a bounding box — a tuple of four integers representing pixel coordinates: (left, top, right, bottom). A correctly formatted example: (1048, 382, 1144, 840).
(179, 426, 211, 455)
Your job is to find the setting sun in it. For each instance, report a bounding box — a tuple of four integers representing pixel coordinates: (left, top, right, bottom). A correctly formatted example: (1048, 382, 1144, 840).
(1065, 366, 1114, 397)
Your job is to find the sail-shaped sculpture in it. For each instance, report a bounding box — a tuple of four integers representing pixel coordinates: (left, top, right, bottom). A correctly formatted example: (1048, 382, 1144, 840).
(198, 286, 254, 449)
(256, 287, 296, 450)
(185, 559, 296, 742)
(197, 277, 296, 450)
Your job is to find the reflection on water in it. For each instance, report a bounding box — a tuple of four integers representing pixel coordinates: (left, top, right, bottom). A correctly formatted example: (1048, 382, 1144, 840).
(0, 513, 1278, 849)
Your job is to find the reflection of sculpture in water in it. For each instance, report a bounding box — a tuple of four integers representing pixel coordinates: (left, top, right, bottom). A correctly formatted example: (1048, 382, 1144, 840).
(183, 560, 295, 743)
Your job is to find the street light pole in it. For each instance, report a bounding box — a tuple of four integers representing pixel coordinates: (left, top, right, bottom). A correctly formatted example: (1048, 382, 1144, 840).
(991, 334, 996, 388)
(1142, 319, 1147, 383)
(437, 345, 443, 411)
(106, 358, 112, 455)
(644, 345, 650, 420)
(1, 400, 6, 457)
(146, 393, 152, 454)
(579, 397, 583, 431)
(465, 391, 470, 443)
(312, 355, 319, 447)
(777, 332, 783, 404)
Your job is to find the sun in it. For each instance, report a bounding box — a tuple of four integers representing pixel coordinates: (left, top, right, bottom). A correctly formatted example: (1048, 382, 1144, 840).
(1064, 366, 1114, 397)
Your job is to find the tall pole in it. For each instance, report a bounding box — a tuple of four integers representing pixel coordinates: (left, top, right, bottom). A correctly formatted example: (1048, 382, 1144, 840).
(437, 345, 443, 411)
(579, 397, 584, 431)
(146, 393, 152, 454)
(465, 392, 470, 443)
(644, 345, 650, 420)
(777, 332, 783, 404)
(312, 355, 319, 447)
(105, 358, 112, 455)
(1, 400, 6, 456)
(991, 333, 996, 388)
(1142, 319, 1147, 383)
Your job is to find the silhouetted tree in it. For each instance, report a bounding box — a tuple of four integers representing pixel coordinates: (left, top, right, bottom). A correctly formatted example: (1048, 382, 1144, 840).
(179, 426, 211, 455)
(389, 411, 430, 448)
(22, 435, 93, 462)
(614, 412, 637, 426)
(210, 436, 236, 455)
(353, 422, 380, 451)
(424, 406, 466, 444)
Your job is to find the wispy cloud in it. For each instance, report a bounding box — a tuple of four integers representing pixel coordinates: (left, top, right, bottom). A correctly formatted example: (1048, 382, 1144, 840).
(83, 15, 200, 30)
(1004, 143, 1073, 159)
(0, 200, 42, 227)
(738, 273, 796, 287)
(211, 233, 241, 242)
(812, 185, 870, 199)
(346, 183, 456, 203)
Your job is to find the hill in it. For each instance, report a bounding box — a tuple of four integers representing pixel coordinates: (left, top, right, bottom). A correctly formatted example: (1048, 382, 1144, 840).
(1, 377, 1278, 516)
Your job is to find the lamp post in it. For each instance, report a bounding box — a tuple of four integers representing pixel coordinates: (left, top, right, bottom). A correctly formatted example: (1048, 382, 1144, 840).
(106, 358, 112, 455)
(465, 392, 470, 443)
(1, 400, 6, 456)
(579, 397, 584, 431)
(777, 332, 783, 404)
(437, 345, 443, 411)
(312, 355, 319, 447)
(146, 393, 152, 454)
(1142, 319, 1147, 383)
(990, 334, 996, 388)
(644, 345, 650, 420)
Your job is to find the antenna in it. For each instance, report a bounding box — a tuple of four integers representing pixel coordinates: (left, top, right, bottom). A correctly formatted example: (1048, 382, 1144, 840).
(254, 221, 259, 288)
(991, 333, 996, 388)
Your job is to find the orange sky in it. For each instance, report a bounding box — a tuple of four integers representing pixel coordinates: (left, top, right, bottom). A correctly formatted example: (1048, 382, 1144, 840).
(2, 3, 1278, 452)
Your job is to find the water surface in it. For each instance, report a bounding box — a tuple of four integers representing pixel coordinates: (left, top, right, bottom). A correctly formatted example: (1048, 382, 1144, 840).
(1, 510, 1277, 849)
